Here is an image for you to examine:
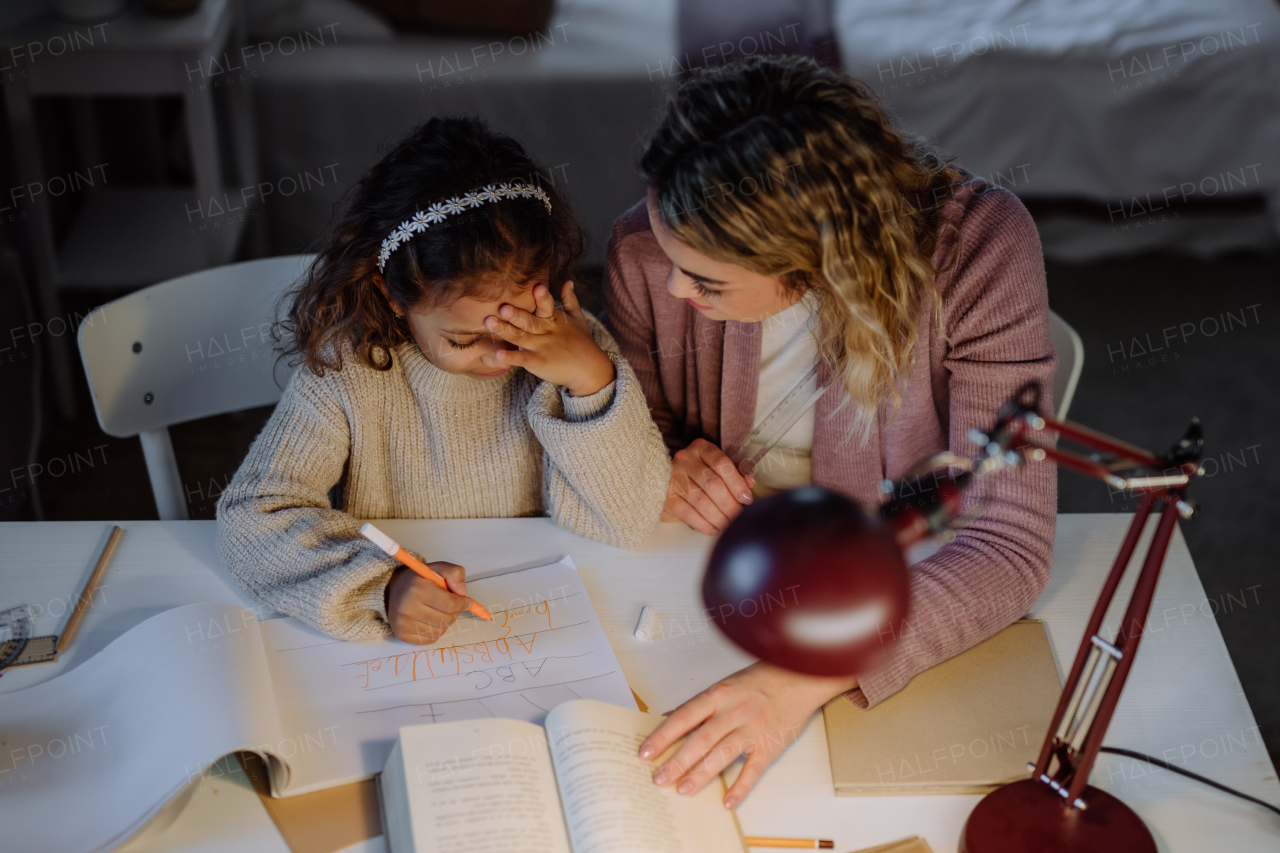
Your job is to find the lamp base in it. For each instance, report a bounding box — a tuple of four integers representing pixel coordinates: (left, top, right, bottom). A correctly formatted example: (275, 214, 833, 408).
(960, 778, 1156, 853)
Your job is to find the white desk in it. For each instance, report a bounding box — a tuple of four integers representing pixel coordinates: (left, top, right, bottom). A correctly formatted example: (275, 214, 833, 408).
(1, 515, 1276, 852)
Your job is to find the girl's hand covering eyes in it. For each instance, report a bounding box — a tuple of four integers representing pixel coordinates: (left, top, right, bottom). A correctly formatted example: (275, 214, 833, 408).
(483, 281, 616, 397)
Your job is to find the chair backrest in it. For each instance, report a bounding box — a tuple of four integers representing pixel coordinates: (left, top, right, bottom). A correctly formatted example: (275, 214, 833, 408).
(79, 255, 312, 437)
(1048, 310, 1084, 421)
(78, 255, 313, 520)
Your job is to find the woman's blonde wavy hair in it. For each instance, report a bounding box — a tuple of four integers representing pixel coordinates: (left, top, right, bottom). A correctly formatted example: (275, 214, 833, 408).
(639, 55, 963, 443)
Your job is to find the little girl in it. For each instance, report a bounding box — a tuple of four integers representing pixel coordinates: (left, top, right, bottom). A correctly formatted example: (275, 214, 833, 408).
(216, 117, 670, 645)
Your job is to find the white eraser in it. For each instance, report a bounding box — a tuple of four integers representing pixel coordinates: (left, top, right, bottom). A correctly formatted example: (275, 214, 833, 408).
(634, 606, 656, 641)
(359, 522, 399, 556)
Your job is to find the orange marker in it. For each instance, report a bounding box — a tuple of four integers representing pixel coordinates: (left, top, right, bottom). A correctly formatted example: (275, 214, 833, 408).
(360, 523, 493, 621)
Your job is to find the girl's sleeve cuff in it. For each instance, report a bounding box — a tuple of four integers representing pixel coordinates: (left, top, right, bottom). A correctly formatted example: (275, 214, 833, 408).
(560, 380, 617, 422)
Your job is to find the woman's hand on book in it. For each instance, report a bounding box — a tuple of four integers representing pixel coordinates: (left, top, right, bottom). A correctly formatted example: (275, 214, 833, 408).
(662, 438, 755, 535)
(484, 281, 616, 397)
(385, 562, 469, 644)
(640, 661, 858, 808)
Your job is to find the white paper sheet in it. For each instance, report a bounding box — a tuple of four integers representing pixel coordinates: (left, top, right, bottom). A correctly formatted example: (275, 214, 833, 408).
(0, 556, 634, 852)
(0, 602, 285, 853)
(263, 556, 637, 795)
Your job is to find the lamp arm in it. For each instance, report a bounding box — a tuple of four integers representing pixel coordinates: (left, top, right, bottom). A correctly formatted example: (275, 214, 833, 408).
(877, 382, 1206, 814)
(878, 382, 1203, 547)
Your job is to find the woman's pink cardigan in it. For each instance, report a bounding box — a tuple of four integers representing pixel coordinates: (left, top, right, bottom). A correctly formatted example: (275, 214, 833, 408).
(603, 176, 1058, 708)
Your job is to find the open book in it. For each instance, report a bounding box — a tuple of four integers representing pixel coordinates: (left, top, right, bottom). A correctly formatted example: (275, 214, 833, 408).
(0, 557, 635, 853)
(380, 699, 747, 853)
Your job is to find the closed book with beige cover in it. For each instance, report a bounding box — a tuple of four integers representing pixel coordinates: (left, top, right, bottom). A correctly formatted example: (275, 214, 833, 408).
(823, 620, 1061, 795)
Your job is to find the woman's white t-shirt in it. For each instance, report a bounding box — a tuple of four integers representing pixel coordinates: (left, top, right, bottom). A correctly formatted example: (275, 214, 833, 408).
(744, 292, 821, 492)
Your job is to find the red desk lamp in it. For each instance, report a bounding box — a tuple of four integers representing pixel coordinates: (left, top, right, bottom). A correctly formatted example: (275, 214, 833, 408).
(703, 384, 1203, 852)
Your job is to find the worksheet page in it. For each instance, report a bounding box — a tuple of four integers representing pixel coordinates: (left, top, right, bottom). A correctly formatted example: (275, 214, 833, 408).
(262, 557, 637, 795)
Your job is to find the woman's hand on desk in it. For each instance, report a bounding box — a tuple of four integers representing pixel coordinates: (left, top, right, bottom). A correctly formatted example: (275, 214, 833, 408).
(640, 662, 858, 808)
(384, 561, 469, 644)
(662, 438, 756, 535)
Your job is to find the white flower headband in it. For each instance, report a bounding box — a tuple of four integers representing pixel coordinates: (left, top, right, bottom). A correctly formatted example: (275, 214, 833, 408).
(377, 181, 552, 272)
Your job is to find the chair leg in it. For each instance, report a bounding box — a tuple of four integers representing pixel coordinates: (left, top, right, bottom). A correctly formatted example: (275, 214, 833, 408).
(139, 428, 189, 521)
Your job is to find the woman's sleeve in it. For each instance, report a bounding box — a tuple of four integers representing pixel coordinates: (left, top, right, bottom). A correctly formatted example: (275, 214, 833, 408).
(215, 368, 399, 640)
(848, 189, 1059, 708)
(526, 314, 673, 549)
(603, 209, 684, 454)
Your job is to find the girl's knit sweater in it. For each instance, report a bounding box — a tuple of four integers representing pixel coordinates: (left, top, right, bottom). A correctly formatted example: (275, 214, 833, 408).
(216, 315, 671, 639)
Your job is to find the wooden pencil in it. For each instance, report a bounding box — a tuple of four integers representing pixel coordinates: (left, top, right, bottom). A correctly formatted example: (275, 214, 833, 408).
(58, 524, 123, 652)
(744, 838, 834, 849)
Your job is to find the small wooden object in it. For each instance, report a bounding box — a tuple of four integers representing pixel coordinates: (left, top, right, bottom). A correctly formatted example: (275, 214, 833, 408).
(852, 838, 934, 853)
(3, 524, 123, 670)
(58, 524, 123, 653)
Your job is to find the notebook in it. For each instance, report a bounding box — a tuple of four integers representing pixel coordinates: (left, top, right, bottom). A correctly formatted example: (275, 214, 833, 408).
(378, 699, 748, 853)
(823, 619, 1061, 795)
(0, 557, 636, 853)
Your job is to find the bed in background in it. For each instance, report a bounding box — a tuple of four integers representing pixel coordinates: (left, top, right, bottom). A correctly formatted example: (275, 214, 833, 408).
(247, 0, 1280, 265)
(833, 0, 1280, 260)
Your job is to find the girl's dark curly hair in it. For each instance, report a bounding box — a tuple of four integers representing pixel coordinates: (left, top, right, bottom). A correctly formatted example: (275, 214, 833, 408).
(279, 116, 585, 374)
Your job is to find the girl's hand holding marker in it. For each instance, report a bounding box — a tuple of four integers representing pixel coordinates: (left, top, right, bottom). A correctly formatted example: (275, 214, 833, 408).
(361, 523, 493, 646)
(483, 280, 615, 398)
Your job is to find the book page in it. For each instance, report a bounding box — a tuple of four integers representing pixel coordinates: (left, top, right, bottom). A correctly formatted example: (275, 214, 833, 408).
(395, 719, 571, 853)
(547, 700, 746, 853)
(0, 602, 287, 853)
(262, 557, 637, 794)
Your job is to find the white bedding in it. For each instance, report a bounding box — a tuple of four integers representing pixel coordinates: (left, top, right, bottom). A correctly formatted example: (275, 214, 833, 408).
(833, 0, 1280, 229)
(246, 0, 1279, 264)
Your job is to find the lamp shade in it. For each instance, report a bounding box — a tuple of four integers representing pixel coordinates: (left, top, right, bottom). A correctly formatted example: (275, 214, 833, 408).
(702, 486, 911, 676)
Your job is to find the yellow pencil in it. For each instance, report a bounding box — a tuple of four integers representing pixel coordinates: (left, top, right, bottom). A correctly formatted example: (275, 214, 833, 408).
(744, 838, 834, 849)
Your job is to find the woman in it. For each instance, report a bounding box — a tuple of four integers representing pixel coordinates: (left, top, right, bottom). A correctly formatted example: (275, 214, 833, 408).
(604, 55, 1057, 808)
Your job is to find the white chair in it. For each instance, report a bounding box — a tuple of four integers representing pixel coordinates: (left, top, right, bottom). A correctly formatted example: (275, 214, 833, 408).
(78, 255, 314, 520)
(1048, 309, 1084, 420)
